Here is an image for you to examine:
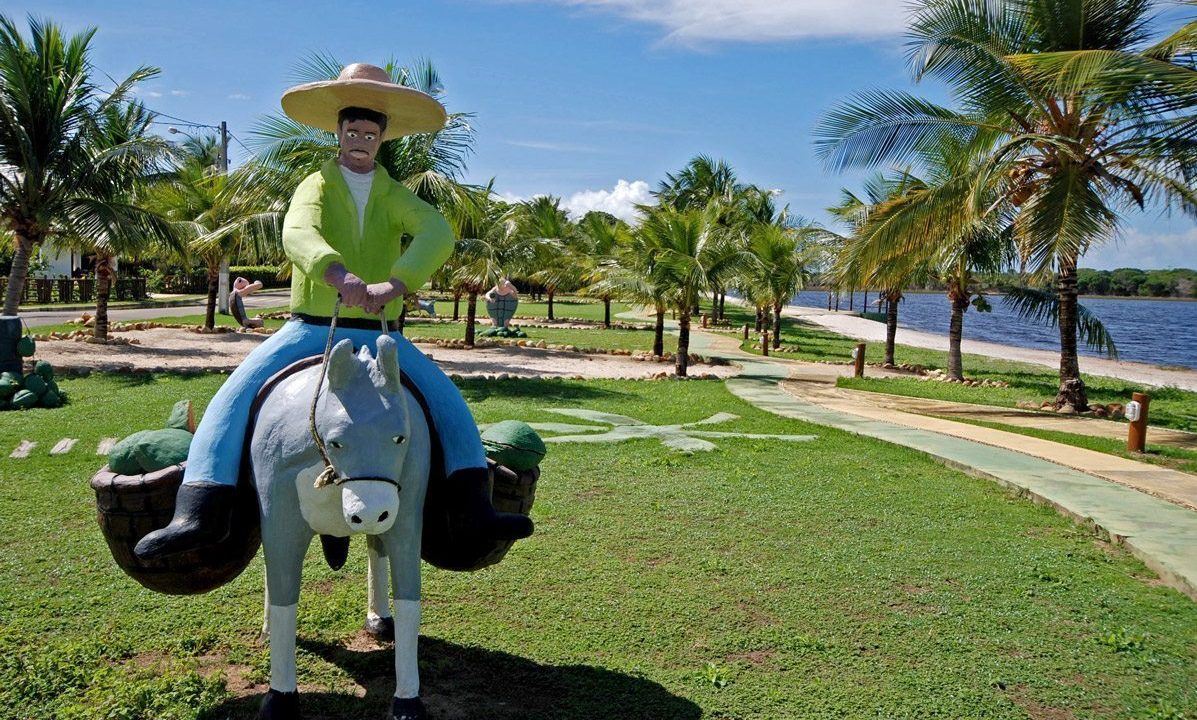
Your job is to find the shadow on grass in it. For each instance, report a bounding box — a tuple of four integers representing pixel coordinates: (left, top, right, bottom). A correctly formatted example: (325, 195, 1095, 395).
(209, 636, 700, 720)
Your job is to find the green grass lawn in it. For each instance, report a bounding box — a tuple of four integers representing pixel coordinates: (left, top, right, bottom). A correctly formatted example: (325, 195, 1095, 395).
(32, 307, 294, 336)
(1, 374, 1195, 719)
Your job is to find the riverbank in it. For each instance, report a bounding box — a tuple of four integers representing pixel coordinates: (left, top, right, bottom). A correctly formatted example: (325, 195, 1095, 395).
(787, 305, 1197, 392)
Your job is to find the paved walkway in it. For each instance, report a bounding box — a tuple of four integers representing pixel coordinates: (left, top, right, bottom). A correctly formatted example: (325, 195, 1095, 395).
(685, 328, 1197, 602)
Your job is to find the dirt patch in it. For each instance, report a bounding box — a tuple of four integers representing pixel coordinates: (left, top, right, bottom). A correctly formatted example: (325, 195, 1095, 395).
(723, 649, 775, 666)
(1006, 685, 1076, 720)
(33, 327, 742, 380)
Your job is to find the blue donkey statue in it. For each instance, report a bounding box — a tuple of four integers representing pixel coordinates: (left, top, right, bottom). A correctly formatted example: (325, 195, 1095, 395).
(252, 334, 432, 720)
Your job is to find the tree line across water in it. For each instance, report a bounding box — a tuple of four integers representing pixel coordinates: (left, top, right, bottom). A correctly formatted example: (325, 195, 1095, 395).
(859, 268, 1197, 299)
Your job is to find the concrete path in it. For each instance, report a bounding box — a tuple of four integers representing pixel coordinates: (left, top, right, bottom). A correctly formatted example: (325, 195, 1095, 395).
(20, 289, 291, 327)
(687, 328, 1197, 601)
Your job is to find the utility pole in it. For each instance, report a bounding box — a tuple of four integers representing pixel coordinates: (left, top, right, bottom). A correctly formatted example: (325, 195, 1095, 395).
(217, 120, 231, 314)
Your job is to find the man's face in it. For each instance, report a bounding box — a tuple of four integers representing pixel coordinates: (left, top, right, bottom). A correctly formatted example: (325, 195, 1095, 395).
(336, 118, 383, 171)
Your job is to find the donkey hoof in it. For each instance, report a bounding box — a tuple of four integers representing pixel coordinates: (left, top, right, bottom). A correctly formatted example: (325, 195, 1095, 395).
(391, 696, 427, 720)
(259, 688, 300, 720)
(365, 615, 395, 642)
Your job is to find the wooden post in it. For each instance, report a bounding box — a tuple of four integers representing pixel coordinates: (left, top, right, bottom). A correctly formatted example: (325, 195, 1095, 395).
(1127, 392, 1150, 453)
(853, 343, 866, 378)
(702, 313, 709, 328)
(761, 331, 770, 356)
(742, 324, 749, 340)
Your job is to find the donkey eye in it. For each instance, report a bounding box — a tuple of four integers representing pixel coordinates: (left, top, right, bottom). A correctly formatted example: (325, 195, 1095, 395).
(392, 435, 406, 445)
(330, 440, 344, 449)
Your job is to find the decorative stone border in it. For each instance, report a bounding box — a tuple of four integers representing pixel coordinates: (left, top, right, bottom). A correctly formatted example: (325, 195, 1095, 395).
(406, 335, 729, 367)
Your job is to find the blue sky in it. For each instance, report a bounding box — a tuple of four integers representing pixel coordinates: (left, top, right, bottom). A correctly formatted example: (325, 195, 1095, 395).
(7, 0, 1195, 270)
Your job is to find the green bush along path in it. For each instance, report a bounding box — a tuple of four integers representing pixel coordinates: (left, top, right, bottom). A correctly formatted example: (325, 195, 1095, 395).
(0, 373, 1195, 718)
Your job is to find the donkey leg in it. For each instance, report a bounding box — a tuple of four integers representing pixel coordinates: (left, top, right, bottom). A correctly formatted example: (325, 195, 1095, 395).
(259, 578, 270, 645)
(260, 531, 311, 719)
(365, 534, 394, 642)
(383, 535, 424, 718)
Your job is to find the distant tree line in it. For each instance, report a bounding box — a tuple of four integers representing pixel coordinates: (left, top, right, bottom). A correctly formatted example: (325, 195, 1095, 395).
(855, 268, 1197, 299)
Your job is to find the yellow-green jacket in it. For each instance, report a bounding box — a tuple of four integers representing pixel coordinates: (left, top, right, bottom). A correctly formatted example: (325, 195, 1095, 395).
(282, 159, 453, 320)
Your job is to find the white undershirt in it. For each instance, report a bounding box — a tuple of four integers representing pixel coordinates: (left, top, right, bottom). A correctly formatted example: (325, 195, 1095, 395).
(339, 164, 375, 235)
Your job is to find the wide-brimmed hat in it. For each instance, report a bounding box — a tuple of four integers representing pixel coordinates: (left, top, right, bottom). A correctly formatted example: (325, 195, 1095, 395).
(281, 63, 447, 140)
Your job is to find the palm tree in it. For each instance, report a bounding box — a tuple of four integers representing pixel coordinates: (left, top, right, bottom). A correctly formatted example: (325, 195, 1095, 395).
(146, 146, 279, 328)
(826, 176, 927, 367)
(816, 0, 1197, 409)
(831, 141, 1017, 380)
(575, 211, 629, 328)
(741, 222, 817, 350)
(640, 204, 748, 376)
(516, 196, 577, 321)
(444, 185, 534, 346)
(0, 15, 160, 316)
(61, 101, 181, 339)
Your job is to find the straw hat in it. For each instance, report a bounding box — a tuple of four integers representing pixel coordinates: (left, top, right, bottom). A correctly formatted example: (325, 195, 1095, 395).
(281, 63, 447, 140)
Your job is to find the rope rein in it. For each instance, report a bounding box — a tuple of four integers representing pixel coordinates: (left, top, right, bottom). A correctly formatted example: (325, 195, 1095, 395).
(309, 296, 391, 489)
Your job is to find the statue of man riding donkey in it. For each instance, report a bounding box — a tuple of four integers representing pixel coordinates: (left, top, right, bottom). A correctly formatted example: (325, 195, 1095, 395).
(91, 64, 544, 720)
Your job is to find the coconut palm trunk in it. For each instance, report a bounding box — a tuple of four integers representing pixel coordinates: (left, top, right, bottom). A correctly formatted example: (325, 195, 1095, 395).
(603, 297, 611, 328)
(772, 303, 783, 349)
(884, 289, 900, 366)
(755, 307, 764, 332)
(653, 306, 665, 357)
(546, 289, 555, 320)
(204, 260, 220, 330)
(2, 235, 36, 316)
(675, 307, 691, 376)
(1055, 259, 1088, 409)
(465, 290, 479, 347)
(718, 291, 726, 321)
(452, 291, 461, 320)
(947, 286, 969, 381)
(93, 254, 114, 341)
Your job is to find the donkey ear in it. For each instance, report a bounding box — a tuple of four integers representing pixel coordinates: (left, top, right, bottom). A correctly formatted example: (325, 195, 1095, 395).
(374, 335, 402, 392)
(326, 339, 359, 391)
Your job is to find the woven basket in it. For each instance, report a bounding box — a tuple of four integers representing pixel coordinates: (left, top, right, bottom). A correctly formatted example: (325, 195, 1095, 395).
(90, 463, 261, 595)
(421, 459, 538, 572)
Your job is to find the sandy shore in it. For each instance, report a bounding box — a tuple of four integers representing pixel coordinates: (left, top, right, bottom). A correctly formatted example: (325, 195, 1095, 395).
(787, 305, 1197, 392)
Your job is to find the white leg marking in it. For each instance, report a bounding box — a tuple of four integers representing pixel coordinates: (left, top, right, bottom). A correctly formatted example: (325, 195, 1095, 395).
(10, 441, 36, 459)
(96, 438, 119, 455)
(50, 438, 77, 455)
(367, 541, 391, 621)
(393, 599, 420, 699)
(268, 604, 298, 692)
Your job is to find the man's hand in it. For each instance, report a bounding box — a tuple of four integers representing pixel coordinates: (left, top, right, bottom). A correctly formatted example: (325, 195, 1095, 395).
(323, 263, 369, 309)
(365, 278, 408, 315)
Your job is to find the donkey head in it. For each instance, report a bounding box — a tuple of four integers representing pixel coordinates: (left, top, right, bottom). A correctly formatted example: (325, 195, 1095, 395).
(317, 335, 410, 535)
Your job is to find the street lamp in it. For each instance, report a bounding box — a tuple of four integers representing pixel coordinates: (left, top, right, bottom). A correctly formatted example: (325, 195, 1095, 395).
(169, 121, 232, 311)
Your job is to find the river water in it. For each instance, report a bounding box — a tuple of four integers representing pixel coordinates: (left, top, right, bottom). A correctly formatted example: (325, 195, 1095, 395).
(791, 290, 1197, 370)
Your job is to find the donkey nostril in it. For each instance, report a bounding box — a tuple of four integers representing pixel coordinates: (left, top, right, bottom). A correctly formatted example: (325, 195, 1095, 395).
(351, 515, 362, 524)
(378, 511, 389, 522)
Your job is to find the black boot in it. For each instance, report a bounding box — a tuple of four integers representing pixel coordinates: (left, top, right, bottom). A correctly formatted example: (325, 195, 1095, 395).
(134, 481, 237, 560)
(392, 695, 427, 720)
(259, 688, 300, 720)
(448, 467, 534, 542)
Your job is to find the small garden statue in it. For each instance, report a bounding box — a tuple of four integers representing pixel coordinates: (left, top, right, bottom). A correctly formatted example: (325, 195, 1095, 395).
(485, 278, 519, 328)
(228, 276, 264, 329)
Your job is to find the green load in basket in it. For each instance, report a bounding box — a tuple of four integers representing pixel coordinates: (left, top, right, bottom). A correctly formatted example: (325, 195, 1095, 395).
(481, 420, 546, 471)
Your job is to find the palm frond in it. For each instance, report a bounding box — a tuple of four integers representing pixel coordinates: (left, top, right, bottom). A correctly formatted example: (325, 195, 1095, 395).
(1002, 285, 1118, 357)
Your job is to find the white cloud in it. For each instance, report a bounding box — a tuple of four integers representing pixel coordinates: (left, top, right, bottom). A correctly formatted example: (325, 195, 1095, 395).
(1083, 226, 1197, 270)
(170, 90, 190, 97)
(129, 86, 162, 98)
(518, 0, 909, 43)
(227, 93, 251, 101)
(562, 179, 654, 222)
(505, 139, 603, 153)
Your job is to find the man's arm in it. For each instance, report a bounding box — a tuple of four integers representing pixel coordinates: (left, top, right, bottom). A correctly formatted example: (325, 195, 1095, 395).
(388, 186, 454, 291)
(282, 174, 343, 281)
